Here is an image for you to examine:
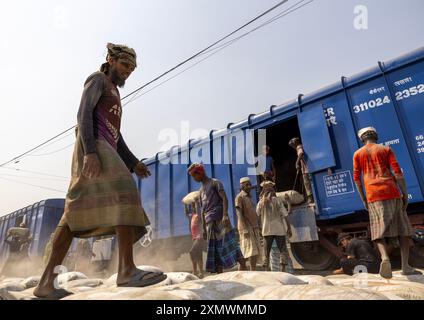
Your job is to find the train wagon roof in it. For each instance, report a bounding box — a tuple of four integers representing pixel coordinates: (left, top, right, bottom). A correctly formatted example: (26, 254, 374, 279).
(141, 47, 424, 166)
(0, 198, 65, 220)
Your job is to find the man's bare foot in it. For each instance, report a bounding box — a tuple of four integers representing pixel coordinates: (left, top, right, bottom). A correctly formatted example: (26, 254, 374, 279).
(379, 260, 393, 279)
(33, 285, 72, 299)
(33, 285, 55, 298)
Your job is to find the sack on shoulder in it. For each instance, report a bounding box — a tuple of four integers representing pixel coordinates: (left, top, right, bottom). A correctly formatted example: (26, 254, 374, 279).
(277, 190, 304, 205)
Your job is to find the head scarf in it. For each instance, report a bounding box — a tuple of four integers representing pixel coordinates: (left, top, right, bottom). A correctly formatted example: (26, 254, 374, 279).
(187, 163, 205, 176)
(100, 42, 138, 72)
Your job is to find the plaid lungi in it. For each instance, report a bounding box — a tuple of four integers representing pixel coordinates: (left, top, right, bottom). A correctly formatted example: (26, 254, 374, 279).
(58, 136, 150, 241)
(205, 220, 243, 273)
(368, 198, 414, 241)
(239, 226, 261, 259)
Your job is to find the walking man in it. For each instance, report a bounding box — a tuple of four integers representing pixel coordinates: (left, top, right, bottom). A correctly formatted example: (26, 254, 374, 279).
(188, 163, 247, 273)
(353, 127, 421, 278)
(289, 137, 314, 204)
(34, 43, 166, 299)
(235, 177, 262, 271)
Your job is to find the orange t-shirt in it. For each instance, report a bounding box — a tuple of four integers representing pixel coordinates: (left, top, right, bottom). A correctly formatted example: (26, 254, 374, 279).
(353, 143, 403, 203)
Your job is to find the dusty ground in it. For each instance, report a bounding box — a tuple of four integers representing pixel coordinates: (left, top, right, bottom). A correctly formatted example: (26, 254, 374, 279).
(1, 266, 424, 300)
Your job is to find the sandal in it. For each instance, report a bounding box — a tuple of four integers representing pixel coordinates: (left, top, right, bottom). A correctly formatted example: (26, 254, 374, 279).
(117, 269, 167, 287)
(401, 268, 423, 276)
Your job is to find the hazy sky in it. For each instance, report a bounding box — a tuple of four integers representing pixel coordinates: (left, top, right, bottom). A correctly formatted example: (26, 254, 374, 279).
(0, 0, 423, 215)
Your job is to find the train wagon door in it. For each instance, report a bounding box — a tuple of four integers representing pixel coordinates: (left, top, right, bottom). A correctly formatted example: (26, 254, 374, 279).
(348, 76, 423, 203)
(298, 103, 336, 173)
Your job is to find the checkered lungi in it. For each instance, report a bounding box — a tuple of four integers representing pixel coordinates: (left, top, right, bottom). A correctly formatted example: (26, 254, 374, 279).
(205, 220, 243, 273)
(239, 226, 262, 259)
(58, 135, 150, 241)
(368, 198, 414, 241)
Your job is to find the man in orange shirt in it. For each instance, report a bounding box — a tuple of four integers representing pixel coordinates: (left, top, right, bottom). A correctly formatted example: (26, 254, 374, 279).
(353, 127, 421, 278)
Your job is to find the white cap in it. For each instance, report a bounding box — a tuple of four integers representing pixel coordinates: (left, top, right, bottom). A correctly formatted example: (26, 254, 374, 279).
(240, 177, 251, 184)
(357, 126, 377, 139)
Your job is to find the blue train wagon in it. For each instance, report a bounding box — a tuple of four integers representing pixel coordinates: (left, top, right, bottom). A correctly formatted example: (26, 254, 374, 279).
(0, 199, 65, 265)
(137, 47, 424, 270)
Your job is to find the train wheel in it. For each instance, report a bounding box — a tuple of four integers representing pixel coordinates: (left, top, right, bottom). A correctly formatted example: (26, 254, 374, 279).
(291, 241, 338, 271)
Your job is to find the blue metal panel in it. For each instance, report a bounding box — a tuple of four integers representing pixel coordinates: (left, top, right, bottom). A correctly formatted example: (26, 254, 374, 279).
(229, 129, 255, 225)
(212, 135, 237, 225)
(32, 204, 45, 253)
(308, 92, 363, 219)
(386, 61, 424, 197)
(298, 104, 336, 173)
(171, 151, 190, 237)
(347, 76, 422, 203)
(157, 160, 171, 239)
(140, 164, 157, 237)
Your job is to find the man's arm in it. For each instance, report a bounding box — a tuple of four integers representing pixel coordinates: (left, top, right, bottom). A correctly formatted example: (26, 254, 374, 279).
(217, 181, 230, 227)
(235, 197, 247, 232)
(353, 152, 368, 210)
(296, 146, 304, 171)
(77, 73, 105, 179)
(117, 133, 151, 178)
(117, 132, 139, 172)
(77, 73, 105, 155)
(219, 189, 229, 217)
(389, 148, 408, 210)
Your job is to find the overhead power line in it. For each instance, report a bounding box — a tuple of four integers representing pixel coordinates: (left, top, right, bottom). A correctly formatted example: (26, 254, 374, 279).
(0, 177, 66, 193)
(125, 0, 314, 105)
(0, 166, 69, 179)
(0, 0, 291, 168)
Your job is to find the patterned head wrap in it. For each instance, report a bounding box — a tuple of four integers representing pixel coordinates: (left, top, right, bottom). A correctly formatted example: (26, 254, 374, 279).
(100, 43, 138, 72)
(187, 163, 205, 176)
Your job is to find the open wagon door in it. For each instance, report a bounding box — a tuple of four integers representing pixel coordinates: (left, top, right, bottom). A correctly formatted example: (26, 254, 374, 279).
(298, 104, 336, 173)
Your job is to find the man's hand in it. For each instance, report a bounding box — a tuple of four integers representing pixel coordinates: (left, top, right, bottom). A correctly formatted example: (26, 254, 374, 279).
(82, 153, 102, 179)
(287, 227, 292, 239)
(402, 194, 409, 211)
(222, 214, 231, 228)
(134, 161, 151, 179)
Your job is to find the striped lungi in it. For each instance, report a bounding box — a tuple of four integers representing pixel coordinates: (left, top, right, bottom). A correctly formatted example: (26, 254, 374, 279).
(368, 198, 414, 241)
(205, 220, 243, 273)
(239, 226, 262, 259)
(58, 136, 150, 241)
